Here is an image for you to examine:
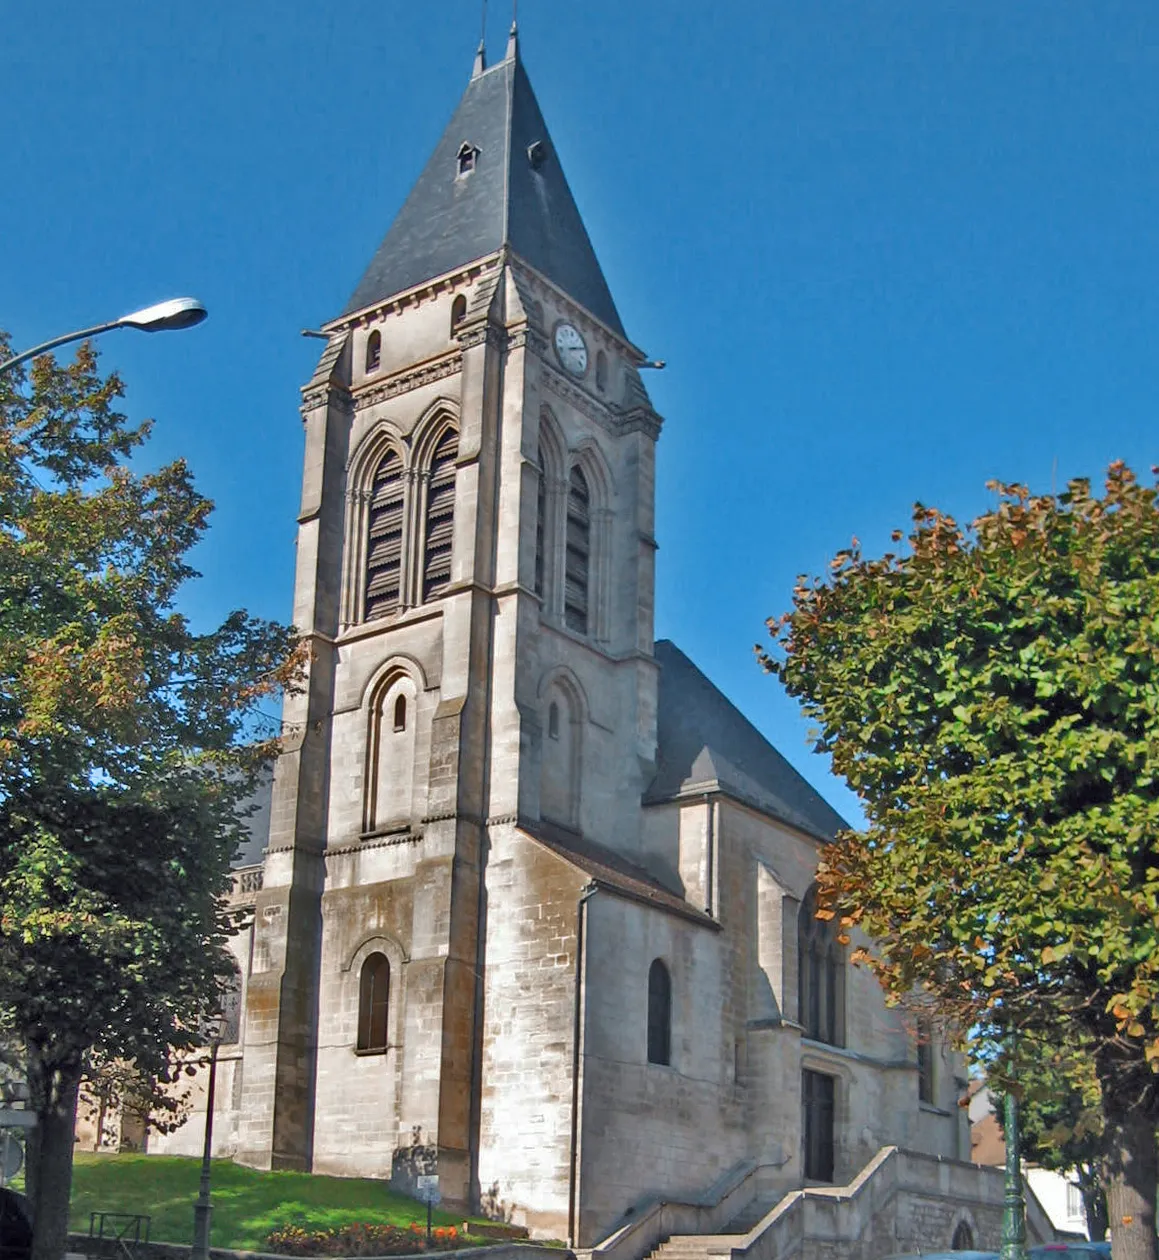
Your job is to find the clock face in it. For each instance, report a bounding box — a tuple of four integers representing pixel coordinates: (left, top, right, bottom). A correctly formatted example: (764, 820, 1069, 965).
(553, 322, 588, 377)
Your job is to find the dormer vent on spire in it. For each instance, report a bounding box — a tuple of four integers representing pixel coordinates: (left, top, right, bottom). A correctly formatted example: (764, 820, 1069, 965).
(527, 140, 547, 170)
(457, 142, 479, 177)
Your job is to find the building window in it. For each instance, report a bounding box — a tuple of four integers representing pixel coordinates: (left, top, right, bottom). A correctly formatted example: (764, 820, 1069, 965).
(917, 1018, 934, 1104)
(357, 953, 390, 1052)
(647, 959, 671, 1066)
(802, 1069, 835, 1182)
(951, 1222, 975, 1250)
(595, 350, 607, 392)
(548, 701, 560, 740)
(1066, 1182, 1084, 1222)
(564, 466, 591, 634)
(535, 471, 546, 597)
(451, 294, 467, 334)
(393, 694, 407, 732)
(422, 428, 458, 602)
(365, 449, 406, 621)
(457, 142, 477, 176)
(798, 885, 845, 1047)
(365, 330, 381, 374)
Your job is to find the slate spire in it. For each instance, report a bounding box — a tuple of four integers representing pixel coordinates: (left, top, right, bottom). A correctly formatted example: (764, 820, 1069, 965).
(343, 39, 626, 337)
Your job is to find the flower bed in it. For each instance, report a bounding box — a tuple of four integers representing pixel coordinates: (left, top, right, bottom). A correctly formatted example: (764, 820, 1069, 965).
(266, 1222, 484, 1256)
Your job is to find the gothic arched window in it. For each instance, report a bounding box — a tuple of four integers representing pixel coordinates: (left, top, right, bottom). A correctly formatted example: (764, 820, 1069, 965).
(798, 886, 845, 1047)
(357, 952, 390, 1052)
(365, 330, 381, 374)
(422, 428, 458, 602)
(365, 449, 405, 621)
(564, 466, 591, 634)
(647, 959, 671, 1066)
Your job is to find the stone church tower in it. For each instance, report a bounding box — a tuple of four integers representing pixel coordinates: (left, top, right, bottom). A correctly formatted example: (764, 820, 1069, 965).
(238, 23, 665, 1211)
(146, 27, 998, 1255)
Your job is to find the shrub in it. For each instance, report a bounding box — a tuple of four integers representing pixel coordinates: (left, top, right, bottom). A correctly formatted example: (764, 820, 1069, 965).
(265, 1221, 464, 1256)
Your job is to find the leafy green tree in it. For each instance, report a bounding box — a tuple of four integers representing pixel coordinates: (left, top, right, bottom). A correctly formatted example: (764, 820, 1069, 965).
(992, 1042, 1109, 1241)
(762, 464, 1159, 1260)
(0, 335, 300, 1260)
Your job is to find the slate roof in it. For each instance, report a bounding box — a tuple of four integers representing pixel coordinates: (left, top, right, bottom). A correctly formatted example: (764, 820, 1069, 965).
(231, 767, 272, 869)
(648, 640, 850, 844)
(520, 818, 718, 928)
(344, 35, 626, 337)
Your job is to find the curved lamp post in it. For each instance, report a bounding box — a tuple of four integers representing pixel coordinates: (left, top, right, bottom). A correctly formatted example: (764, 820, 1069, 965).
(0, 298, 207, 375)
(191, 1013, 225, 1260)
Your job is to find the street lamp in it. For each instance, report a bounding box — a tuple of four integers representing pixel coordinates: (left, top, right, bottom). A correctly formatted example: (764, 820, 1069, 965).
(0, 298, 208, 375)
(190, 1014, 225, 1260)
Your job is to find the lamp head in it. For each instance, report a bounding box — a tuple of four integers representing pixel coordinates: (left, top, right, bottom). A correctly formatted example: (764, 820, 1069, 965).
(118, 297, 208, 333)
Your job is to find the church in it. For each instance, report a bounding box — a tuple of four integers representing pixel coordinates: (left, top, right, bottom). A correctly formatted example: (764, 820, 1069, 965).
(143, 26, 1040, 1256)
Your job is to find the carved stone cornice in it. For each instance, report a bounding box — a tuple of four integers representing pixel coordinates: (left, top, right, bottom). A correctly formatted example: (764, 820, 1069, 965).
(354, 354, 462, 410)
(614, 406, 663, 441)
(508, 327, 548, 356)
(541, 366, 615, 434)
(300, 386, 352, 417)
(456, 322, 508, 352)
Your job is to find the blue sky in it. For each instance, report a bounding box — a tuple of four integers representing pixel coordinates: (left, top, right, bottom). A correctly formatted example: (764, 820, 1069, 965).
(3, 2, 1156, 821)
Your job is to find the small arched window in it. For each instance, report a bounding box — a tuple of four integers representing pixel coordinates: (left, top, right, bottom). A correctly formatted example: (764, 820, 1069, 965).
(365, 449, 405, 621)
(595, 350, 608, 392)
(451, 294, 467, 334)
(917, 1016, 935, 1103)
(422, 428, 458, 602)
(548, 701, 560, 740)
(564, 466, 591, 635)
(951, 1223, 974, 1251)
(357, 953, 390, 1052)
(798, 886, 845, 1047)
(647, 959, 671, 1066)
(535, 471, 547, 597)
(393, 694, 407, 732)
(457, 142, 477, 176)
(365, 330, 381, 374)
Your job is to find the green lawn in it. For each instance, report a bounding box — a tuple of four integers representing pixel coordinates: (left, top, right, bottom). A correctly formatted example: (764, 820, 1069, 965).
(70, 1154, 484, 1252)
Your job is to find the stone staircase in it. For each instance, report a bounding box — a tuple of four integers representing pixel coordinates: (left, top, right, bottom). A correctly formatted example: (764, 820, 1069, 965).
(644, 1233, 741, 1260)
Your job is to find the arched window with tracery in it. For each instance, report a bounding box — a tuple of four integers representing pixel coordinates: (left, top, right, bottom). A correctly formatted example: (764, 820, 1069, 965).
(647, 958, 672, 1066)
(564, 466, 591, 634)
(357, 952, 390, 1052)
(798, 886, 845, 1047)
(422, 428, 458, 603)
(365, 448, 405, 621)
(365, 330, 381, 374)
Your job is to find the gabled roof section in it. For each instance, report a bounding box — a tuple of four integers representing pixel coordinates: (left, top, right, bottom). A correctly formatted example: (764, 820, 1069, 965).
(344, 39, 626, 338)
(648, 640, 851, 844)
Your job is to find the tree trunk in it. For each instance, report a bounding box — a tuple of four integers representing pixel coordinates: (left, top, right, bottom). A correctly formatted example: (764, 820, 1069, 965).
(1079, 1172, 1109, 1242)
(26, 1048, 83, 1260)
(1103, 1104, 1158, 1260)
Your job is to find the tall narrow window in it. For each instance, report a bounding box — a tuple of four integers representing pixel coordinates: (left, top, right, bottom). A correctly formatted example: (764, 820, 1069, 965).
(357, 953, 390, 1052)
(451, 294, 467, 334)
(365, 330, 381, 374)
(564, 466, 591, 634)
(392, 694, 407, 732)
(917, 1018, 934, 1104)
(534, 472, 546, 597)
(595, 350, 608, 392)
(647, 959, 671, 1066)
(802, 1069, 836, 1181)
(798, 886, 845, 1046)
(422, 428, 458, 602)
(365, 450, 405, 621)
(548, 702, 560, 740)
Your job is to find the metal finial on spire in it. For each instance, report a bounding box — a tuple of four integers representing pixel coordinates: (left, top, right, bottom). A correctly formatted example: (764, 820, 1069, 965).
(472, 0, 488, 77)
(506, 1, 519, 61)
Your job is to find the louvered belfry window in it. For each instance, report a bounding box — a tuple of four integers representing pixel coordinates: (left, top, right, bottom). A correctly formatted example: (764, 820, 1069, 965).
(564, 466, 591, 634)
(422, 428, 458, 602)
(365, 449, 405, 621)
